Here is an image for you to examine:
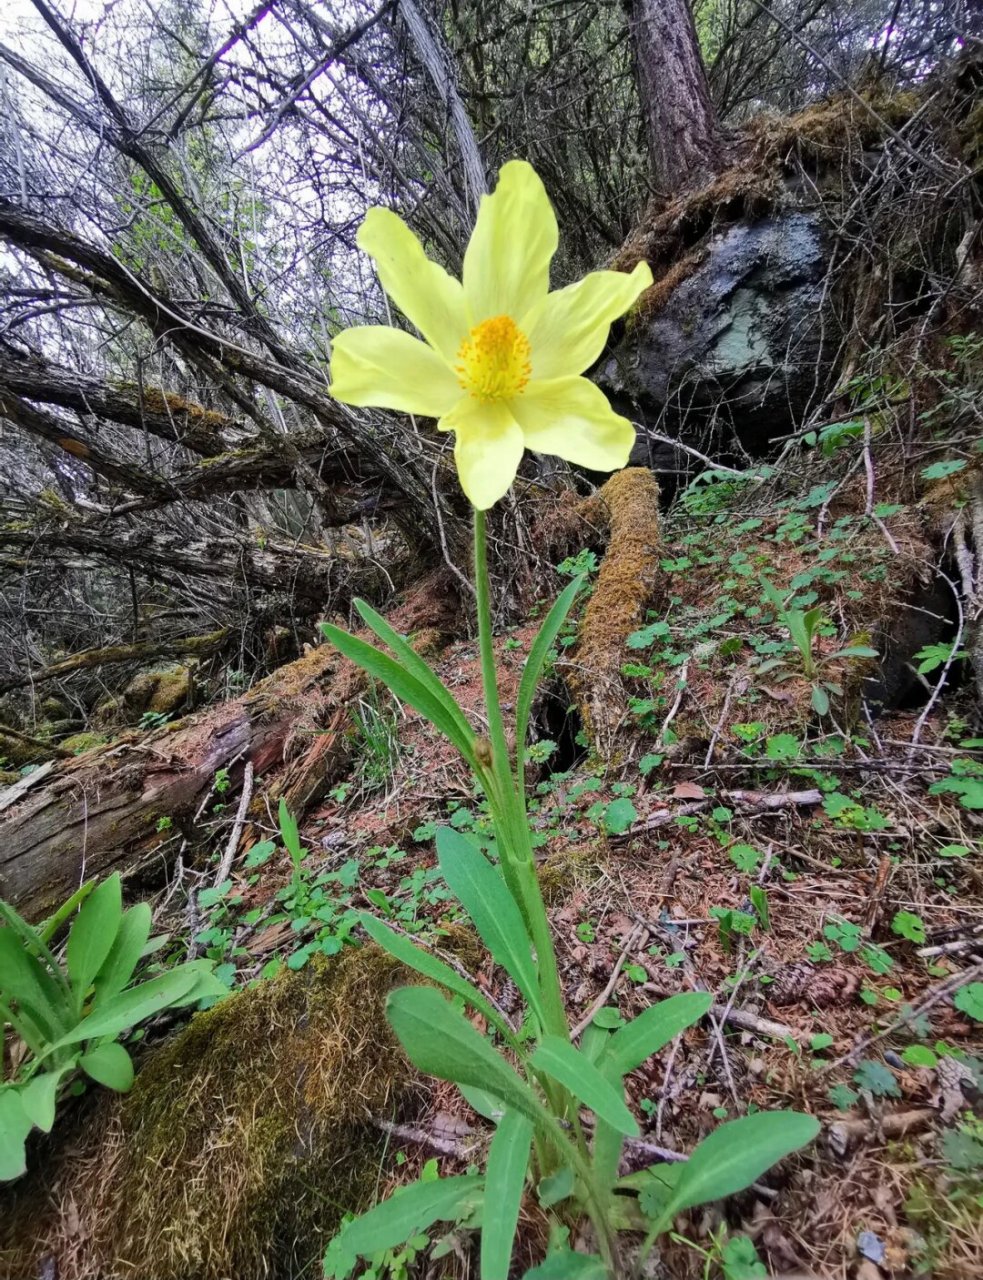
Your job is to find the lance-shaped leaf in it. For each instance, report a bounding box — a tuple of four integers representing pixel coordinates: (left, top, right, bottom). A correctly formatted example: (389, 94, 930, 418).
(328, 1173, 482, 1267)
(359, 913, 515, 1043)
(646, 1111, 820, 1231)
(482, 1108, 532, 1280)
(601, 992, 712, 1077)
(91, 903, 152, 1006)
(530, 1036, 639, 1137)
(66, 873, 123, 1007)
(436, 828, 545, 1027)
(0, 1090, 31, 1182)
(50, 969, 198, 1049)
(386, 987, 549, 1130)
(353, 599, 477, 755)
(320, 624, 478, 767)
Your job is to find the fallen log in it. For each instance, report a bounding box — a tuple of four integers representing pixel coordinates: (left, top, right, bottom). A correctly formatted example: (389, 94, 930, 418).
(0, 573, 458, 918)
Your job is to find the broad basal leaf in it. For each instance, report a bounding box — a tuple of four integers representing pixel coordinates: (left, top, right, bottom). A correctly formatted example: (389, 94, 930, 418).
(66, 873, 123, 1005)
(648, 1111, 819, 1228)
(80, 1042, 135, 1091)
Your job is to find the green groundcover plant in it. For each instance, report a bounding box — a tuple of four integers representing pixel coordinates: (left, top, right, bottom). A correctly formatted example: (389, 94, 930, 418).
(321, 160, 819, 1278)
(0, 873, 224, 1181)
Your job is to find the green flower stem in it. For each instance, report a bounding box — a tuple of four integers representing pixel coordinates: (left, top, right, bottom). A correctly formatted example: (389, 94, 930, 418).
(472, 509, 567, 1040)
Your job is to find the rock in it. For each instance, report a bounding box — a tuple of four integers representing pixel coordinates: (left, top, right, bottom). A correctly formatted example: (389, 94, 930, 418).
(602, 212, 832, 469)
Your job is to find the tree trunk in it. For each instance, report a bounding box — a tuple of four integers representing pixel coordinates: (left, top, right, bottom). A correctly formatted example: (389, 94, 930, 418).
(628, 0, 724, 194)
(0, 572, 459, 918)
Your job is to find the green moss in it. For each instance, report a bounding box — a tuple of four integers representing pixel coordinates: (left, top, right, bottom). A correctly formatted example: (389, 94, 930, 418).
(59, 731, 108, 755)
(0, 946, 412, 1280)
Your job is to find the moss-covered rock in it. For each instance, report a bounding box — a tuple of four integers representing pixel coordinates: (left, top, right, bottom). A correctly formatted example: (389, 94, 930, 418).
(0, 946, 412, 1280)
(122, 664, 193, 717)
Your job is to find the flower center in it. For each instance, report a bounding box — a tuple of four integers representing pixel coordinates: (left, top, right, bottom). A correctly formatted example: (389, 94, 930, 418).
(455, 315, 532, 401)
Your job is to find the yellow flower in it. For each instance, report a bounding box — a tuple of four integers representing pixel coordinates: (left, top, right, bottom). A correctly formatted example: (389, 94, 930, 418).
(330, 160, 653, 510)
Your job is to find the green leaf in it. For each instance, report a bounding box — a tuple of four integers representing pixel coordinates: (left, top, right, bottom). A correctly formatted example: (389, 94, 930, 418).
(354, 598, 478, 758)
(278, 798, 303, 868)
(647, 1112, 819, 1229)
(91, 903, 151, 1006)
(17, 1067, 70, 1132)
(827, 645, 878, 660)
(765, 734, 800, 761)
(386, 987, 548, 1129)
(320, 625, 477, 767)
(853, 1059, 900, 1097)
(602, 993, 712, 1077)
(537, 1164, 575, 1208)
(891, 911, 926, 944)
(358, 913, 514, 1042)
(523, 1251, 607, 1279)
(0, 921, 69, 1040)
(602, 798, 637, 835)
(244, 839, 276, 869)
(66, 874, 123, 1005)
(827, 1084, 858, 1110)
(954, 982, 983, 1022)
(721, 1234, 767, 1279)
(482, 1108, 532, 1280)
(530, 1036, 638, 1137)
(901, 1045, 938, 1068)
(0, 1090, 31, 1182)
(921, 459, 967, 480)
(50, 969, 198, 1049)
(327, 1174, 482, 1269)
(79, 1042, 134, 1091)
(458, 1084, 504, 1123)
(516, 576, 583, 765)
(436, 829, 545, 1027)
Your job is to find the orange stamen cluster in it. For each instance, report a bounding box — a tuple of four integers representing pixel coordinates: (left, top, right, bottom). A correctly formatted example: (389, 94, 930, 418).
(455, 314, 532, 401)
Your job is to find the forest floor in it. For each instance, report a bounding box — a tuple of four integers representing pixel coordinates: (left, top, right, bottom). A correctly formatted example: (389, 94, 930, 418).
(4, 469, 983, 1280)
(157, 474, 983, 1279)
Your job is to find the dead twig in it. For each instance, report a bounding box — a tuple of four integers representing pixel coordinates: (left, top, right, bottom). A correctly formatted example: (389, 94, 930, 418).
(213, 759, 253, 888)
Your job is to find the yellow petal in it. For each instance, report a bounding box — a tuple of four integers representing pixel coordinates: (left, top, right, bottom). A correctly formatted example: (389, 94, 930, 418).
(463, 161, 558, 323)
(438, 398, 525, 510)
(509, 376, 635, 473)
(358, 208, 468, 362)
(330, 326, 462, 417)
(524, 261, 654, 379)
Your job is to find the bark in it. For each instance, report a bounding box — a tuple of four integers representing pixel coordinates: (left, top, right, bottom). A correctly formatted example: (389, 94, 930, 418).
(0, 348, 230, 455)
(628, 0, 724, 193)
(0, 524, 347, 605)
(0, 572, 460, 918)
(0, 630, 229, 696)
(0, 197, 459, 545)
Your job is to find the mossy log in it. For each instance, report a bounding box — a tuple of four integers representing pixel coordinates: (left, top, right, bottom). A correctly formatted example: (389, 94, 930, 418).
(0, 946, 412, 1280)
(567, 468, 663, 757)
(0, 573, 458, 918)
